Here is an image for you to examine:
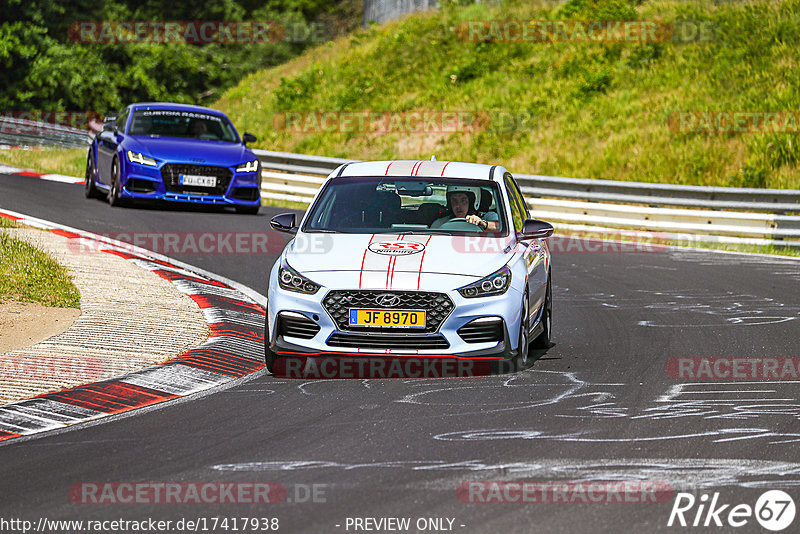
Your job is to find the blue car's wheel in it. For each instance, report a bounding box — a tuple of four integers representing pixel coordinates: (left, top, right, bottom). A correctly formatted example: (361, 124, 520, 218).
(84, 153, 100, 199)
(236, 204, 260, 215)
(107, 157, 124, 207)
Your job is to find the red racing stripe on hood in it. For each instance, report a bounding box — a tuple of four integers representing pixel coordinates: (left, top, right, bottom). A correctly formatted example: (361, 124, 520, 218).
(359, 234, 376, 289)
(416, 235, 433, 289)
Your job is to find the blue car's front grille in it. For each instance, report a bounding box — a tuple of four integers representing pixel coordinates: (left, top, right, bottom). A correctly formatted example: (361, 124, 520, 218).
(161, 164, 233, 196)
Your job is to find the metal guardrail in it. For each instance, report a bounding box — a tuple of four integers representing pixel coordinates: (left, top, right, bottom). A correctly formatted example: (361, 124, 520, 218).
(0, 117, 93, 149)
(252, 148, 800, 246)
(363, 0, 438, 26)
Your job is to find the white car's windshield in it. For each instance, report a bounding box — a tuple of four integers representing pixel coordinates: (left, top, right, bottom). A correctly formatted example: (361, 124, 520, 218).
(304, 176, 508, 235)
(128, 110, 239, 142)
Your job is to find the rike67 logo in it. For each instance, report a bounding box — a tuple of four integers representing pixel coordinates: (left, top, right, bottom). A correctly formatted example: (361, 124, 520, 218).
(668, 490, 795, 531)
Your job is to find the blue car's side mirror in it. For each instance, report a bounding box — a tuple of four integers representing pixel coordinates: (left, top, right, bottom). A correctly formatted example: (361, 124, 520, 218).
(243, 133, 257, 145)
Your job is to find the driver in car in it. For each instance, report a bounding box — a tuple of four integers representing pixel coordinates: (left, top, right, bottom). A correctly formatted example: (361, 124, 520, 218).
(430, 187, 499, 231)
(190, 119, 208, 137)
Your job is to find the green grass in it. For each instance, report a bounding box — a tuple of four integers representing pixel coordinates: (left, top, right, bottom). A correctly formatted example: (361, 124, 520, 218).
(261, 196, 310, 211)
(0, 148, 86, 178)
(214, 0, 800, 189)
(0, 224, 81, 308)
(667, 239, 800, 257)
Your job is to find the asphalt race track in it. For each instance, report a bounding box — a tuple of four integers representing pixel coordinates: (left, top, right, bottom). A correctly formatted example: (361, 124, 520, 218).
(2, 172, 800, 533)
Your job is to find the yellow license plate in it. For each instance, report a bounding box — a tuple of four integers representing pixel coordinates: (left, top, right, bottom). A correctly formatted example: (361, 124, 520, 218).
(349, 309, 426, 328)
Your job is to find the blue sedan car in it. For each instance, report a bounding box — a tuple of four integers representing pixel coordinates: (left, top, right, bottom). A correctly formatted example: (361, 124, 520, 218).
(85, 102, 262, 214)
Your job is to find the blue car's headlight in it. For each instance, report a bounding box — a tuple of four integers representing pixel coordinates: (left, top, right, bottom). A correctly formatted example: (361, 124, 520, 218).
(457, 265, 512, 298)
(278, 260, 320, 294)
(236, 160, 259, 173)
(126, 151, 157, 166)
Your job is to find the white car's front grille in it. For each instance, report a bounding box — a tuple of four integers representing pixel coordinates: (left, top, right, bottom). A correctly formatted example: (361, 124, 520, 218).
(322, 290, 454, 333)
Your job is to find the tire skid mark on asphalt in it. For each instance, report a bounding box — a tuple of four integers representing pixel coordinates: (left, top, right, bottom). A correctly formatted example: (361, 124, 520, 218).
(560, 288, 800, 327)
(418, 371, 800, 445)
(0, 210, 265, 443)
(261, 368, 800, 449)
(209, 457, 800, 490)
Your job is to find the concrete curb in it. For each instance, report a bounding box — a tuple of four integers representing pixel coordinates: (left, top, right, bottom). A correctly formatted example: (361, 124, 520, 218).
(0, 209, 266, 443)
(0, 227, 209, 403)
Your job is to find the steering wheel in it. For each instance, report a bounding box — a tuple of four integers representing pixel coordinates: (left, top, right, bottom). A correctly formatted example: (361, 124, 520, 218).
(436, 217, 482, 231)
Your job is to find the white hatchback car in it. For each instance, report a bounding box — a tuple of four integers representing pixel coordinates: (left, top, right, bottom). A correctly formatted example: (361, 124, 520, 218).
(266, 159, 553, 373)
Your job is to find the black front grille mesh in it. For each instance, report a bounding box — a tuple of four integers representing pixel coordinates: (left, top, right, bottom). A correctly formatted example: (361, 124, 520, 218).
(322, 290, 454, 333)
(457, 318, 504, 343)
(277, 313, 320, 340)
(161, 164, 232, 196)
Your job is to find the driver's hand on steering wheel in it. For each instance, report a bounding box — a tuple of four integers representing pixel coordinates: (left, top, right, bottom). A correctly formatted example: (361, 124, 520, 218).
(465, 214, 488, 230)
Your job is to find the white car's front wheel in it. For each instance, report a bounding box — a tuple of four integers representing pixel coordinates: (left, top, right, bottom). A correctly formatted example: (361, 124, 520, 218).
(531, 273, 552, 350)
(514, 294, 530, 369)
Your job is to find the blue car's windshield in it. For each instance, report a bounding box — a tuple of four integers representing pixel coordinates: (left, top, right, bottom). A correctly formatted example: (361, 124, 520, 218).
(303, 176, 508, 236)
(128, 110, 239, 142)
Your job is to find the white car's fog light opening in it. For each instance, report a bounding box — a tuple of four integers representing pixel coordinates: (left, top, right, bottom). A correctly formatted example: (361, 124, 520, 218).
(277, 311, 320, 340)
(457, 317, 505, 343)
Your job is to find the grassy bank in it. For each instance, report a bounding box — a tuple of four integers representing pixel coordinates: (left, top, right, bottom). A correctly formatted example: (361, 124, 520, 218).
(0, 220, 81, 308)
(215, 0, 800, 189)
(0, 148, 86, 178)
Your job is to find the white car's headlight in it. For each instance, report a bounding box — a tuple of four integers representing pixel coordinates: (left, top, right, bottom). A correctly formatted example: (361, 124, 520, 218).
(279, 260, 320, 294)
(236, 160, 259, 173)
(457, 265, 511, 298)
(126, 150, 157, 166)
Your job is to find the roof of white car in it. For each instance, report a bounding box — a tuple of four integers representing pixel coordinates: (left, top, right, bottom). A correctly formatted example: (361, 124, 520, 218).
(334, 160, 503, 181)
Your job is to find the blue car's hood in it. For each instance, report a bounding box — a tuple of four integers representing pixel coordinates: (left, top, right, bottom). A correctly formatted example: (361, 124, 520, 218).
(128, 136, 253, 166)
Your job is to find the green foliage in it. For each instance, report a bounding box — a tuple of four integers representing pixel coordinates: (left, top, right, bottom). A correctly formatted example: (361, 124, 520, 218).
(0, 0, 361, 115)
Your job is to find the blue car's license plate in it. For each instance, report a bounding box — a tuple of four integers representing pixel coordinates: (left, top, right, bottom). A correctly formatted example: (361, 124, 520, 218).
(179, 174, 216, 187)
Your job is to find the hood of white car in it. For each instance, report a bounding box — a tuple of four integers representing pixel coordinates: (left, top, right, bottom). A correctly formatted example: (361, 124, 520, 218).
(285, 233, 516, 282)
